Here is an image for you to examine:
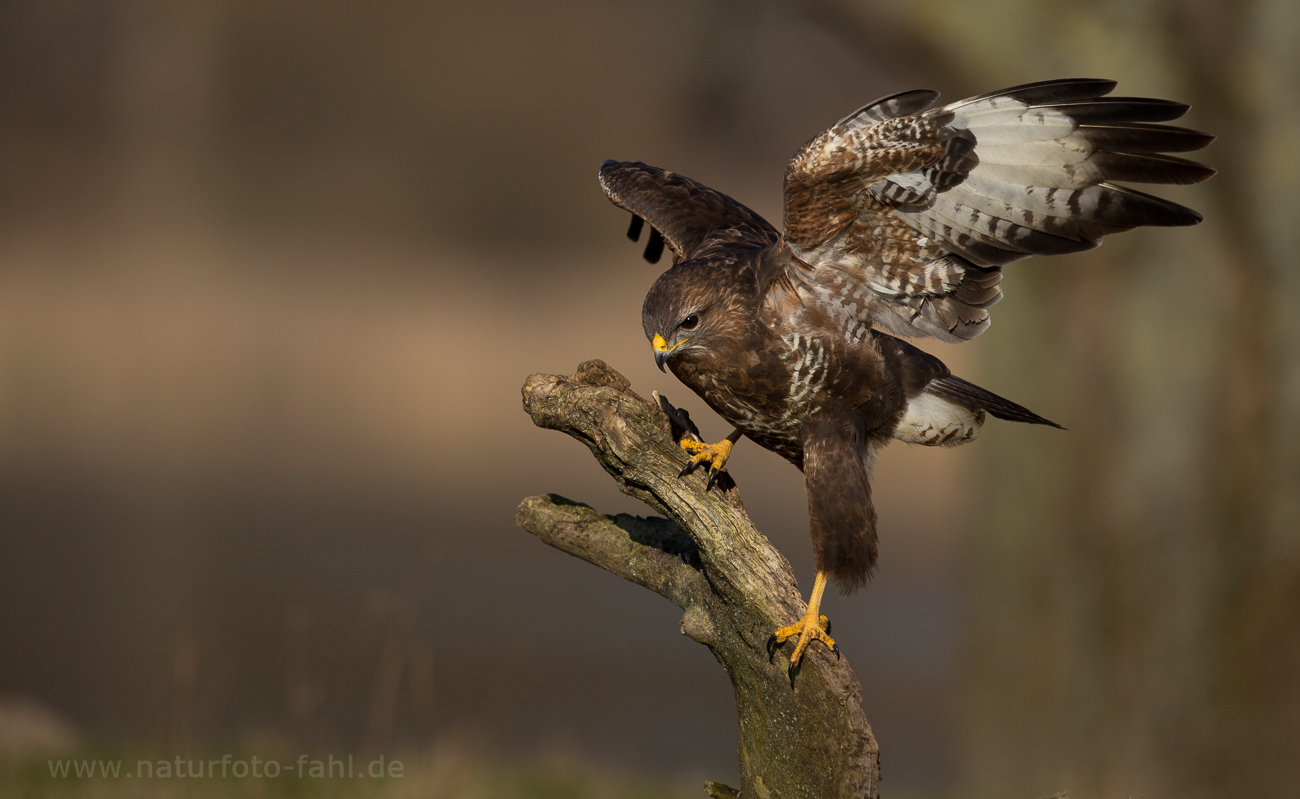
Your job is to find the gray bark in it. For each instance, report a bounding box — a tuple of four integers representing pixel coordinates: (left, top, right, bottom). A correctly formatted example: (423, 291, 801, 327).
(515, 360, 880, 798)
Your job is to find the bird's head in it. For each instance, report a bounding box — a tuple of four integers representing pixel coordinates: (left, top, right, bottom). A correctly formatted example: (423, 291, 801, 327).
(641, 260, 750, 373)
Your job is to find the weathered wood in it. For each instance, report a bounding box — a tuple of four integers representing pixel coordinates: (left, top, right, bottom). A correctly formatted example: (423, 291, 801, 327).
(516, 359, 880, 798)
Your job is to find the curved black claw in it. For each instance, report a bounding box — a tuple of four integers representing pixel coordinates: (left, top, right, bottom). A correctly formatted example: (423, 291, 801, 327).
(705, 466, 721, 492)
(787, 659, 800, 690)
(678, 461, 697, 478)
(832, 642, 840, 660)
(766, 633, 779, 663)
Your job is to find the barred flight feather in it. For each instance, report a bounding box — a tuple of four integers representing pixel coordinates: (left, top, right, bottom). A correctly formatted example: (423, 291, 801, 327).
(1034, 98, 1192, 124)
(599, 160, 778, 263)
(781, 79, 1213, 341)
(836, 89, 941, 128)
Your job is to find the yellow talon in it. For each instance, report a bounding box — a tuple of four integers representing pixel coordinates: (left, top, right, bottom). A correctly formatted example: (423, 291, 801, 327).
(765, 572, 838, 688)
(680, 437, 733, 468)
(677, 434, 738, 491)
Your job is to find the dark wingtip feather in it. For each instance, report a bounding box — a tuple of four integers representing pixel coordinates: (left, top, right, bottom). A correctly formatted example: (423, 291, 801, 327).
(643, 226, 664, 264)
(1094, 183, 1205, 227)
(626, 213, 644, 242)
(1093, 151, 1217, 186)
(597, 159, 622, 192)
(837, 88, 941, 127)
(1049, 97, 1192, 124)
(959, 78, 1118, 108)
(1080, 123, 1217, 154)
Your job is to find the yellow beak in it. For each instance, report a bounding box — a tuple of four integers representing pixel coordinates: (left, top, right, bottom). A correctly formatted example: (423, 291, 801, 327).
(652, 334, 671, 372)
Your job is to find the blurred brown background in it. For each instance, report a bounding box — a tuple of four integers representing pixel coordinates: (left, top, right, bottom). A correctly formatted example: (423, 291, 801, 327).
(0, 1, 1296, 797)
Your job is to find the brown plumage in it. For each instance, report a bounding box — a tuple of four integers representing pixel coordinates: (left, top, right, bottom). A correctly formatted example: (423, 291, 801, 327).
(599, 79, 1213, 676)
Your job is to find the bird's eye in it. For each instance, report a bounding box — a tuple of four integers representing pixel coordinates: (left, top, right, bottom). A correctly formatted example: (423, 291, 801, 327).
(680, 314, 700, 331)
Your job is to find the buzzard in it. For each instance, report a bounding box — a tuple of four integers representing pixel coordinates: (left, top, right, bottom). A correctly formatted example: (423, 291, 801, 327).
(598, 79, 1213, 684)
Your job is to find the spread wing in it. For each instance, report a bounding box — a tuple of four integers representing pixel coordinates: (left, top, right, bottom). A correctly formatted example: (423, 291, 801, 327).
(599, 160, 779, 265)
(781, 79, 1216, 342)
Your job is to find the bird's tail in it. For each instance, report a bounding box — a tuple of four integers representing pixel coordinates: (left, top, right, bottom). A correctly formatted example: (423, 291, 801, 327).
(928, 375, 1064, 429)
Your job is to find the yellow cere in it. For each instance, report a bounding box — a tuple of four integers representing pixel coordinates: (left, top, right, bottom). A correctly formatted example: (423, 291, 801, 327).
(652, 334, 669, 352)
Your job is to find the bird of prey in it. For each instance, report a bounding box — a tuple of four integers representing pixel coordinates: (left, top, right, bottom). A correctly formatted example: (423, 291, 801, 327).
(598, 79, 1213, 684)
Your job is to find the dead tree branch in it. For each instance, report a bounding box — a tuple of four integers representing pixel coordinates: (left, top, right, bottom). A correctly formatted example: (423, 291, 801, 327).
(516, 359, 880, 798)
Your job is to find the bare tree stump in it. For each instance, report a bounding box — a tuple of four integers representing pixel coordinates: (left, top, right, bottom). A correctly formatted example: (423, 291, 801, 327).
(516, 360, 880, 798)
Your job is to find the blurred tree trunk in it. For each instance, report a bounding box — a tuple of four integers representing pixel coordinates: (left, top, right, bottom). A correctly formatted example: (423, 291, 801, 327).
(824, 1, 1300, 797)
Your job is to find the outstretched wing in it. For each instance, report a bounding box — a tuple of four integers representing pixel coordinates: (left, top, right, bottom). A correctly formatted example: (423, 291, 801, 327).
(599, 160, 779, 265)
(781, 79, 1216, 342)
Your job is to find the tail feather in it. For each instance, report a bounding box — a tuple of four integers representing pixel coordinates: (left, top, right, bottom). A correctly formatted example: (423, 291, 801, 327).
(928, 375, 1064, 429)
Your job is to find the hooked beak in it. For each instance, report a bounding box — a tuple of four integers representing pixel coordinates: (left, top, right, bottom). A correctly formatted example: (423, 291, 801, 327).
(652, 334, 671, 372)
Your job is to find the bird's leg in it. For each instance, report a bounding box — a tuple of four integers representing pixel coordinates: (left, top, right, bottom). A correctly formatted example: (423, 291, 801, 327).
(766, 571, 838, 687)
(678, 429, 742, 492)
